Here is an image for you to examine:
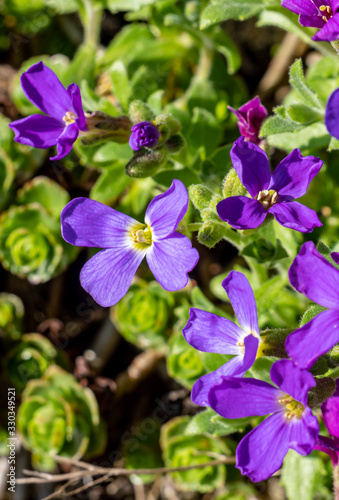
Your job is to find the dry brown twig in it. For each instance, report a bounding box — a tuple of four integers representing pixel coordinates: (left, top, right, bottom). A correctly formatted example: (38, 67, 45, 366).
(17, 456, 236, 500)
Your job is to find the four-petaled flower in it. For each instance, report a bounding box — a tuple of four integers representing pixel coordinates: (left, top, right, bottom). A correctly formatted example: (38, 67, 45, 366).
(217, 137, 323, 233)
(129, 121, 160, 151)
(208, 359, 319, 482)
(183, 271, 261, 406)
(9, 62, 86, 161)
(228, 97, 268, 145)
(315, 381, 339, 465)
(61, 180, 199, 307)
(285, 242, 339, 368)
(282, 0, 339, 41)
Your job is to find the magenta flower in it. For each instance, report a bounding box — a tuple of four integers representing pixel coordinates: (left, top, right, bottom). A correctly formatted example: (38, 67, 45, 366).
(285, 242, 339, 369)
(61, 180, 199, 307)
(315, 381, 339, 465)
(325, 88, 339, 140)
(228, 97, 268, 145)
(217, 137, 323, 233)
(129, 121, 160, 151)
(9, 62, 86, 161)
(282, 0, 339, 41)
(183, 271, 261, 406)
(209, 359, 319, 482)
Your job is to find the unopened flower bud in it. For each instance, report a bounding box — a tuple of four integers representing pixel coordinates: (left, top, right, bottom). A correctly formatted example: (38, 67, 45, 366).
(222, 168, 247, 198)
(188, 184, 213, 211)
(129, 100, 155, 123)
(129, 121, 160, 151)
(198, 220, 228, 248)
(125, 147, 168, 178)
(164, 133, 185, 153)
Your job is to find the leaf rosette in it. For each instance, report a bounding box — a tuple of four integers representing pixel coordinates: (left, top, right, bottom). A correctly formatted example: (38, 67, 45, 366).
(0, 293, 24, 341)
(111, 281, 175, 351)
(5, 333, 67, 391)
(0, 203, 71, 283)
(17, 365, 106, 471)
(160, 416, 229, 493)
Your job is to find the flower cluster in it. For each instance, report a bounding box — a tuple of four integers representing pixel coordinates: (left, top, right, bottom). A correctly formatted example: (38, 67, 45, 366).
(6, 59, 339, 489)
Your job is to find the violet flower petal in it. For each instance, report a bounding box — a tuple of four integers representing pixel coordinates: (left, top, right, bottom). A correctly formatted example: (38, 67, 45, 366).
(182, 308, 245, 355)
(325, 88, 339, 140)
(61, 197, 137, 248)
(145, 180, 188, 240)
(80, 247, 145, 307)
(315, 436, 339, 465)
(300, 14, 325, 27)
(50, 122, 79, 161)
(209, 377, 281, 419)
(20, 61, 72, 120)
(230, 137, 271, 197)
(281, 0, 319, 16)
(236, 412, 290, 482)
(269, 149, 322, 199)
(129, 133, 140, 151)
(313, 13, 339, 41)
(268, 201, 322, 233)
(285, 309, 339, 369)
(8, 114, 64, 148)
(270, 359, 316, 406)
(146, 233, 199, 291)
(289, 406, 319, 455)
(68, 83, 86, 131)
(193, 336, 259, 407)
(321, 380, 339, 439)
(222, 271, 259, 336)
(331, 251, 339, 264)
(288, 241, 339, 309)
(217, 196, 267, 230)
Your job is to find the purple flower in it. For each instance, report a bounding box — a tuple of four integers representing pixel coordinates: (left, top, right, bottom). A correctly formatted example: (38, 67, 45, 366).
(208, 359, 319, 482)
(325, 88, 339, 140)
(61, 180, 199, 307)
(183, 271, 261, 406)
(228, 97, 268, 145)
(9, 62, 86, 161)
(129, 121, 160, 151)
(217, 137, 323, 233)
(282, 0, 339, 41)
(285, 242, 339, 369)
(315, 381, 339, 465)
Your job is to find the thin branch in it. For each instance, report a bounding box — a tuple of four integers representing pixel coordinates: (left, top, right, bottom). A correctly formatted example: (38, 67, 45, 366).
(17, 457, 235, 485)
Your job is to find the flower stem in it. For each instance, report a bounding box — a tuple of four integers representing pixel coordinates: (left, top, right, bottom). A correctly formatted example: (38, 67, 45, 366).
(333, 465, 339, 500)
(79, 0, 102, 47)
(331, 40, 339, 55)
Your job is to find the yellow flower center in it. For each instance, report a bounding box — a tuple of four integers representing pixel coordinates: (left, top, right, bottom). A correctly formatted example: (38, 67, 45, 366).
(63, 111, 77, 125)
(130, 223, 152, 249)
(278, 395, 305, 421)
(320, 4, 332, 22)
(255, 189, 278, 210)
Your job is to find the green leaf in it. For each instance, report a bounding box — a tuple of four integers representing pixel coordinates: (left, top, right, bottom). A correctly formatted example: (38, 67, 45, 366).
(289, 59, 324, 110)
(109, 61, 131, 111)
(187, 108, 223, 157)
(107, 0, 156, 11)
(213, 29, 241, 75)
(200, 0, 266, 29)
(185, 408, 253, 437)
(281, 450, 328, 500)
(247, 357, 277, 384)
(299, 304, 327, 327)
(285, 103, 323, 124)
(260, 116, 303, 137)
(90, 164, 131, 204)
(328, 136, 339, 151)
(266, 122, 330, 152)
(17, 177, 70, 219)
